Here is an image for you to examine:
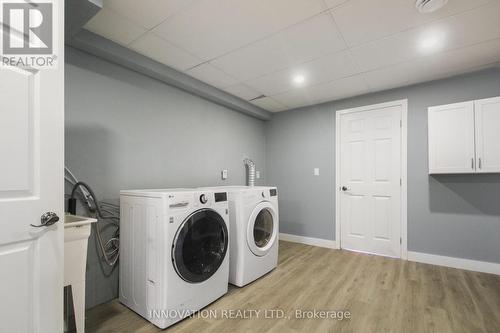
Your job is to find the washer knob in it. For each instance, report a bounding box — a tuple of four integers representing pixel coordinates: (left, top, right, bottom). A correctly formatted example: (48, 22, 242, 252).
(199, 194, 208, 204)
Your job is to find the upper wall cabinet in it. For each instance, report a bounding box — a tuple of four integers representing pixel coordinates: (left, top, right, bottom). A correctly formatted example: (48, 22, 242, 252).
(428, 101, 475, 174)
(474, 97, 500, 173)
(428, 96, 500, 174)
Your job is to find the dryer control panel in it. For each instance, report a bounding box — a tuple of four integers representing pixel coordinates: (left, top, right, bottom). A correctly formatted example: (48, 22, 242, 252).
(214, 192, 227, 202)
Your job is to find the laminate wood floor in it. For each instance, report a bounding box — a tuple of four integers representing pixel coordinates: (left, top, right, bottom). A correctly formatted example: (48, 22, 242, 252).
(84, 241, 500, 333)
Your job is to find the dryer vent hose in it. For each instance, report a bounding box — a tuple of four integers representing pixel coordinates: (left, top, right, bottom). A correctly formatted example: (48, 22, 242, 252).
(244, 158, 256, 187)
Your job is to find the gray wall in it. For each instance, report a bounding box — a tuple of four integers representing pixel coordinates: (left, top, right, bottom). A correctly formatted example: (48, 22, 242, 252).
(65, 47, 267, 308)
(267, 68, 500, 264)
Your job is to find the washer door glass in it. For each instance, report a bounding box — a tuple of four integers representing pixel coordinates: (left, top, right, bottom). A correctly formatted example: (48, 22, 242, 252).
(254, 208, 273, 248)
(172, 209, 228, 283)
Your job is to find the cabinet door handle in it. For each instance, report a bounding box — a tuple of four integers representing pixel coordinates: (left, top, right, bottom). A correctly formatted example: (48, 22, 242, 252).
(479, 158, 482, 169)
(471, 158, 474, 169)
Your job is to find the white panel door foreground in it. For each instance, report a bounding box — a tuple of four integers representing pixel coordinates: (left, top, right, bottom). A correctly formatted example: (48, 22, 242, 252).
(0, 7, 64, 333)
(339, 104, 402, 258)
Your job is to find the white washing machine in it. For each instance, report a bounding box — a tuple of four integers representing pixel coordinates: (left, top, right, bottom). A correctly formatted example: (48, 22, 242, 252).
(202, 186, 279, 287)
(119, 188, 230, 329)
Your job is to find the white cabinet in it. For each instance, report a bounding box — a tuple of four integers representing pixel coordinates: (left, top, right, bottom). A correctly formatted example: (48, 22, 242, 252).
(428, 96, 500, 174)
(474, 97, 500, 173)
(428, 101, 475, 174)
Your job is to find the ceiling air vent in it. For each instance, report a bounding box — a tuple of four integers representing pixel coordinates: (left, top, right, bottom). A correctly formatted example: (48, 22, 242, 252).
(415, 0, 448, 13)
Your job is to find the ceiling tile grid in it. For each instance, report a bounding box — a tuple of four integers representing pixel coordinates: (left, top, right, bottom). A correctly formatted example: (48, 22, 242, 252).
(361, 38, 500, 92)
(151, 0, 329, 62)
(185, 63, 239, 89)
(349, 1, 500, 73)
(330, 0, 494, 47)
(250, 96, 288, 112)
(103, 0, 195, 30)
(244, 50, 361, 96)
(210, 13, 348, 81)
(85, 7, 147, 45)
(222, 84, 263, 101)
(272, 74, 370, 109)
(84, 0, 500, 112)
(129, 32, 202, 71)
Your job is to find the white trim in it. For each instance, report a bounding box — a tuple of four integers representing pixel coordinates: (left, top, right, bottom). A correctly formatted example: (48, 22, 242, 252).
(279, 233, 337, 249)
(334, 106, 341, 250)
(335, 99, 408, 259)
(408, 251, 500, 276)
(401, 100, 408, 260)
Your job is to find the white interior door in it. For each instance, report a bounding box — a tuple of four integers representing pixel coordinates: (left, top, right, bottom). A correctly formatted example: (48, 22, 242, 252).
(0, 5, 64, 333)
(474, 96, 500, 173)
(428, 101, 476, 174)
(339, 104, 402, 258)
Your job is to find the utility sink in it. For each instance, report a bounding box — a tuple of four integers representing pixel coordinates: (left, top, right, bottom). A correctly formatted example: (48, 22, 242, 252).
(65, 214, 97, 229)
(64, 214, 97, 333)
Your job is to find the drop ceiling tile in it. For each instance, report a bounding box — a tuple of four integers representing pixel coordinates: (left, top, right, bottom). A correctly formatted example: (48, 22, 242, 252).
(250, 97, 287, 112)
(350, 1, 500, 72)
(152, 0, 327, 61)
(350, 33, 419, 73)
(185, 63, 238, 88)
(245, 50, 361, 96)
(331, 0, 493, 47)
(362, 38, 500, 92)
(84, 7, 147, 46)
(406, 38, 500, 85)
(210, 37, 289, 82)
(211, 13, 347, 81)
(361, 63, 419, 92)
(129, 32, 202, 71)
(223, 84, 262, 101)
(104, 0, 195, 29)
(439, 1, 500, 50)
(272, 74, 369, 109)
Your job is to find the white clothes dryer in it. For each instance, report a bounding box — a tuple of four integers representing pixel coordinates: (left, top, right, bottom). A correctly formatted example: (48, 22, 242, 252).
(202, 186, 279, 287)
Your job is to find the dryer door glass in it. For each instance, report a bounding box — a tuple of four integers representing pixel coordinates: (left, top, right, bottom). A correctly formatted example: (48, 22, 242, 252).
(173, 209, 228, 283)
(253, 208, 274, 248)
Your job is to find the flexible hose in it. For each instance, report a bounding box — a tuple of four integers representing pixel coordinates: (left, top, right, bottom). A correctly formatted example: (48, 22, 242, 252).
(71, 181, 119, 267)
(244, 158, 256, 187)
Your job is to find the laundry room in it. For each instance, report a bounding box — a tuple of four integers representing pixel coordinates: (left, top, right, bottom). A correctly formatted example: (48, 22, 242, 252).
(1, 0, 500, 332)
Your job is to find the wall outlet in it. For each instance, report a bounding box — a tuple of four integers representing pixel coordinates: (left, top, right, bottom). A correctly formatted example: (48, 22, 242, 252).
(256, 171, 261, 179)
(314, 168, 320, 176)
(221, 169, 228, 180)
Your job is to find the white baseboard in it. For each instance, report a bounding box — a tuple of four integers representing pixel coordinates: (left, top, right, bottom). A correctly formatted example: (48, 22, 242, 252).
(408, 251, 500, 276)
(279, 233, 337, 249)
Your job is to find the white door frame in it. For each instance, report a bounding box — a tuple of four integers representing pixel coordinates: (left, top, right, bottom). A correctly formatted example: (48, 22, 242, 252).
(334, 99, 408, 260)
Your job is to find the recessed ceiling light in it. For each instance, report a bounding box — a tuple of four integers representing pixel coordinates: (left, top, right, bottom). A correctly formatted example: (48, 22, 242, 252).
(418, 31, 445, 54)
(420, 36, 438, 49)
(292, 74, 306, 85)
(416, 0, 448, 13)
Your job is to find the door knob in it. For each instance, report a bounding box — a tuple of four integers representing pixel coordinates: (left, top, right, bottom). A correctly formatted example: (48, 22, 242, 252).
(31, 212, 60, 227)
(341, 186, 351, 192)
